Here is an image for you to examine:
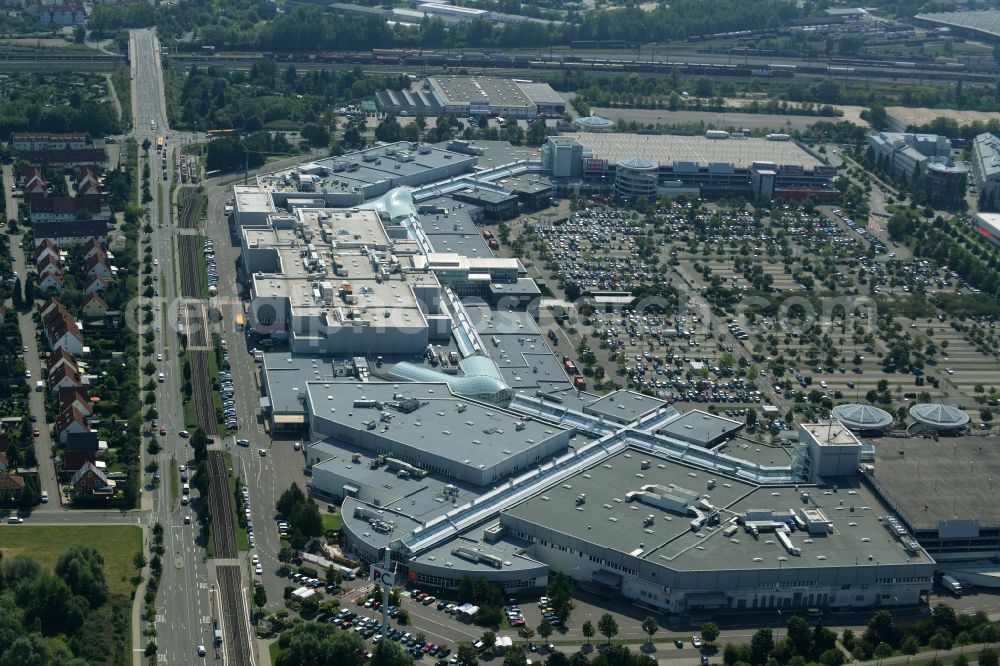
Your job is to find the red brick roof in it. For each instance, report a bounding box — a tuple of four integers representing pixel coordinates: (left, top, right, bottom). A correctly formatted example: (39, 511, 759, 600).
(0, 475, 25, 492)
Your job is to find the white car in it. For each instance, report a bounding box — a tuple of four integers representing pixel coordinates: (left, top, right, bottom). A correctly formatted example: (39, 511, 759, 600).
(255, 564, 263, 576)
(692, 636, 702, 649)
(252, 554, 260, 566)
(197, 645, 206, 657)
(258, 449, 267, 457)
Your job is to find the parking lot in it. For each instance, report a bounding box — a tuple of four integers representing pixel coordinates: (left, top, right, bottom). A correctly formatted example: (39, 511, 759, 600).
(502, 198, 1000, 437)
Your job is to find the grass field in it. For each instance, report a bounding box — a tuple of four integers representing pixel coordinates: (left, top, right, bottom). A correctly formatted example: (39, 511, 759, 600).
(0, 525, 143, 598)
(322, 513, 343, 533)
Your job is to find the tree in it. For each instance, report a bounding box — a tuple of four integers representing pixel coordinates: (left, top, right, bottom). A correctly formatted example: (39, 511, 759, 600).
(546, 652, 571, 666)
(582, 620, 595, 645)
(982, 649, 1000, 666)
(518, 626, 535, 644)
(277, 483, 306, 518)
(55, 545, 108, 608)
(701, 622, 720, 645)
(291, 498, 324, 537)
(254, 584, 267, 615)
(538, 619, 554, 643)
(750, 629, 775, 666)
(481, 631, 496, 653)
(132, 552, 147, 570)
(371, 638, 414, 666)
(274, 622, 367, 666)
(597, 613, 618, 645)
(874, 642, 893, 665)
(642, 616, 659, 645)
(458, 575, 476, 604)
(819, 649, 846, 666)
(786, 616, 813, 657)
(901, 636, 919, 656)
(278, 547, 294, 563)
(504, 645, 528, 666)
(932, 604, 957, 633)
(457, 642, 479, 666)
(11, 278, 21, 310)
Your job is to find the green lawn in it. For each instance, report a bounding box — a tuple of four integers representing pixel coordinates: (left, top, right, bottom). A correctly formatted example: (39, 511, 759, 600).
(322, 513, 343, 532)
(0, 525, 143, 598)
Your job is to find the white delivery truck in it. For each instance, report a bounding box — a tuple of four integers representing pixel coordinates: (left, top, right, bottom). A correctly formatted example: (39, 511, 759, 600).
(941, 574, 963, 596)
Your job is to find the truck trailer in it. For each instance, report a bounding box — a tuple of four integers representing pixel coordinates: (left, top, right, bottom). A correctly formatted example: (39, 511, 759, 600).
(941, 574, 963, 596)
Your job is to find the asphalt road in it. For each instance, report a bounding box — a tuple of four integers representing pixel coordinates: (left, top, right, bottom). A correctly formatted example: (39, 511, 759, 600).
(131, 28, 215, 665)
(5, 215, 63, 509)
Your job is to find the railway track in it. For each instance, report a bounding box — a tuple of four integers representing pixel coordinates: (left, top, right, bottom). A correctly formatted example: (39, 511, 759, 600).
(177, 234, 217, 435)
(208, 450, 237, 559)
(177, 186, 206, 229)
(217, 565, 253, 666)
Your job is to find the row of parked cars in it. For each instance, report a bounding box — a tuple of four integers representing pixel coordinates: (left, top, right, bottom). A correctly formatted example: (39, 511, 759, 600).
(241, 485, 256, 550)
(204, 239, 219, 291)
(219, 369, 238, 430)
(326, 609, 453, 663)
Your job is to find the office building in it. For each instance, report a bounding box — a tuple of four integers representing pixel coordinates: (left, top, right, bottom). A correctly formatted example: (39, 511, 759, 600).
(972, 133, 1000, 210)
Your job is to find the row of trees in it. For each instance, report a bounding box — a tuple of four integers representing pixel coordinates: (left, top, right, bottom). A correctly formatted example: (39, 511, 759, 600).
(93, 0, 800, 52)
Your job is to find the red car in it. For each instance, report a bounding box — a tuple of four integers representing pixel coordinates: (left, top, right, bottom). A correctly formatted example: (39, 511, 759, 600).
(510, 619, 526, 627)
(32, 428, 40, 437)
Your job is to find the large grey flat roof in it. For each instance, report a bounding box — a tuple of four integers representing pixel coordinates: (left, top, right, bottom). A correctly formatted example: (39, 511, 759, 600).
(464, 305, 574, 393)
(262, 354, 342, 415)
(916, 10, 1000, 38)
(306, 381, 569, 469)
(974, 133, 1000, 179)
(657, 409, 743, 446)
(506, 450, 931, 570)
(715, 438, 795, 467)
(568, 133, 823, 170)
(431, 76, 533, 109)
(311, 439, 480, 521)
(411, 530, 546, 574)
(584, 390, 666, 424)
(871, 435, 1000, 530)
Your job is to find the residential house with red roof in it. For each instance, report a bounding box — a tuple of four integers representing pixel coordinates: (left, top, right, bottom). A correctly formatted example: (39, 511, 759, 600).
(80, 292, 109, 319)
(40, 299, 84, 355)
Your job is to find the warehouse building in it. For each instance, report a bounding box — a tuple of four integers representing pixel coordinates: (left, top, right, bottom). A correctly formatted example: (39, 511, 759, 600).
(501, 448, 934, 612)
(867, 435, 1000, 561)
(305, 380, 576, 487)
(377, 76, 565, 119)
(972, 133, 1000, 210)
(543, 133, 838, 202)
(914, 10, 1000, 43)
